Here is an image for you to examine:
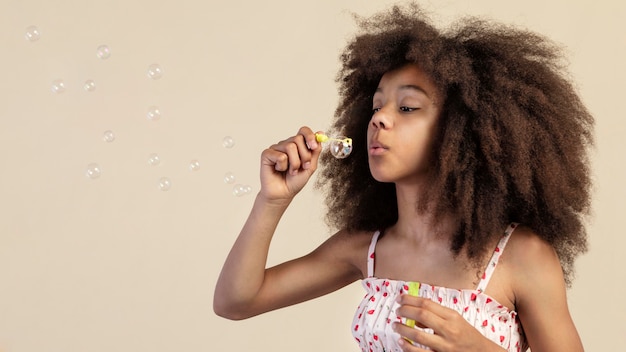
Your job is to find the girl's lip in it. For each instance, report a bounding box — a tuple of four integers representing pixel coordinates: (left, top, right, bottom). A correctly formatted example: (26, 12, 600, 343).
(369, 141, 388, 155)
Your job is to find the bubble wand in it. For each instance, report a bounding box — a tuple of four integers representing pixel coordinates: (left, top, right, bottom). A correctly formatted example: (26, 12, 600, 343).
(315, 133, 353, 159)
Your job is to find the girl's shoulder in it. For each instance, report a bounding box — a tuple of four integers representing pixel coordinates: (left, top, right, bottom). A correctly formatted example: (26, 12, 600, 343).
(505, 225, 559, 268)
(502, 224, 565, 296)
(484, 224, 563, 312)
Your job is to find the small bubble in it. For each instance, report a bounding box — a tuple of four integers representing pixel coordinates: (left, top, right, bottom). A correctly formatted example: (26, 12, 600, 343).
(223, 172, 236, 184)
(222, 136, 235, 149)
(25, 26, 41, 42)
(103, 130, 115, 143)
(51, 79, 66, 93)
(84, 79, 96, 92)
(147, 63, 163, 79)
(147, 106, 161, 121)
(86, 163, 101, 179)
(148, 153, 161, 166)
(96, 45, 111, 59)
(158, 177, 171, 191)
(232, 184, 246, 197)
(189, 160, 200, 171)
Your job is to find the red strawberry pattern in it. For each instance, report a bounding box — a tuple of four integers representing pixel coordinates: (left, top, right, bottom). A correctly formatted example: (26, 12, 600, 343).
(351, 223, 527, 351)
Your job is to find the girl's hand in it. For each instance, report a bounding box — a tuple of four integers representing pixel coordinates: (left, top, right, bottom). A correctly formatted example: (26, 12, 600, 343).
(259, 126, 322, 203)
(393, 295, 505, 352)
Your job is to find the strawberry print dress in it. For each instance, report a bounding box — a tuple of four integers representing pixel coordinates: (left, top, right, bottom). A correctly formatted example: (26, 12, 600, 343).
(352, 223, 528, 352)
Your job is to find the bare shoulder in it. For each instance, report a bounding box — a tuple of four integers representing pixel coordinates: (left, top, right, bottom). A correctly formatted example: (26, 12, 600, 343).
(504, 228, 583, 350)
(313, 229, 375, 280)
(505, 224, 566, 301)
(505, 225, 560, 270)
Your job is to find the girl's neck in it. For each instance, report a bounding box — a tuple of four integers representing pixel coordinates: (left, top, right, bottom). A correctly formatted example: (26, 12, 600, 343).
(393, 182, 456, 243)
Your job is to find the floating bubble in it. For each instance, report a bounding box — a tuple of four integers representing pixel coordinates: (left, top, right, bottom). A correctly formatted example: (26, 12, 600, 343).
(189, 160, 200, 171)
(223, 172, 236, 184)
(232, 184, 252, 197)
(96, 45, 111, 59)
(148, 153, 161, 166)
(222, 136, 235, 149)
(86, 163, 101, 179)
(158, 177, 171, 191)
(232, 184, 246, 197)
(84, 79, 96, 92)
(25, 26, 41, 42)
(146, 106, 161, 121)
(51, 79, 66, 93)
(329, 136, 353, 159)
(103, 130, 115, 143)
(147, 63, 162, 79)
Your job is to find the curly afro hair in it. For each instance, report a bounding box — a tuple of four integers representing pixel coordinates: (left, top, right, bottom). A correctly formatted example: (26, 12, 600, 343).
(315, 3, 593, 285)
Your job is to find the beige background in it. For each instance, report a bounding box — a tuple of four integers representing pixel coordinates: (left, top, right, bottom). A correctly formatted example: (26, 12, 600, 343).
(0, 0, 624, 351)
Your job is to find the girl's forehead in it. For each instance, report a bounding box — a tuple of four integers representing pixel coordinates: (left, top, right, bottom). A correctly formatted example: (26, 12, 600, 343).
(376, 64, 440, 99)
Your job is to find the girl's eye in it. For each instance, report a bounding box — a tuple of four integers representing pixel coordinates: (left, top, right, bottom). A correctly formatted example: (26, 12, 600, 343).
(400, 106, 418, 112)
(372, 107, 381, 113)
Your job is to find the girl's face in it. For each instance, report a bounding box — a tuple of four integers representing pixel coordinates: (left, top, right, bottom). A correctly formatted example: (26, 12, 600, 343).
(367, 64, 441, 185)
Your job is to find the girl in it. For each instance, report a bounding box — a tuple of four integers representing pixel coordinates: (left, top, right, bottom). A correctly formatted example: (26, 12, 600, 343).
(214, 3, 592, 351)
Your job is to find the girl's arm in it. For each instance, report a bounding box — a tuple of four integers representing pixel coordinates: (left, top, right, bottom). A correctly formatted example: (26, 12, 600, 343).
(512, 228, 584, 351)
(213, 127, 363, 320)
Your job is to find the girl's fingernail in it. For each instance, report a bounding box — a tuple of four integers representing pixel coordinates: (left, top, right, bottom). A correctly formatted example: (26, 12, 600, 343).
(303, 162, 311, 170)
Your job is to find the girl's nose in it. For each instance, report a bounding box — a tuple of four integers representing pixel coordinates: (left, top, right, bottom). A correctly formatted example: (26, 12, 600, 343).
(370, 106, 393, 129)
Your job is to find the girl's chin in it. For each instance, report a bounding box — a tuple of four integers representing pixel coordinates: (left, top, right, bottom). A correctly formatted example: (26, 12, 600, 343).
(368, 170, 395, 183)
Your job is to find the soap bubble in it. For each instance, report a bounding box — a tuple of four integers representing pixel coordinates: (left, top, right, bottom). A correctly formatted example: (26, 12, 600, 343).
(86, 163, 101, 179)
(51, 79, 66, 93)
(189, 160, 200, 171)
(146, 106, 161, 121)
(83, 79, 96, 92)
(222, 136, 235, 149)
(223, 172, 236, 184)
(329, 137, 352, 159)
(232, 184, 252, 197)
(147, 64, 162, 79)
(96, 45, 111, 59)
(25, 26, 41, 42)
(158, 177, 171, 191)
(148, 153, 161, 166)
(232, 184, 246, 197)
(103, 130, 115, 143)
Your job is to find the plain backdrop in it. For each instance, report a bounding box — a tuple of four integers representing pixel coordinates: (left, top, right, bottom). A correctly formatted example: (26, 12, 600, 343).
(1, 0, 624, 351)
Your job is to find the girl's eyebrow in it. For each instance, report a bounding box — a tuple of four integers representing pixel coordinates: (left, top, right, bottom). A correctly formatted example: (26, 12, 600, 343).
(374, 84, 431, 98)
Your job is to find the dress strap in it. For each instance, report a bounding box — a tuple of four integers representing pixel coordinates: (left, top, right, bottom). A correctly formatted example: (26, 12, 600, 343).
(475, 223, 519, 293)
(367, 231, 381, 278)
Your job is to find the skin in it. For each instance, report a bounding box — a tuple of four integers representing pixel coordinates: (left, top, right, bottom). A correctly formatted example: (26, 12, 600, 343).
(213, 64, 584, 352)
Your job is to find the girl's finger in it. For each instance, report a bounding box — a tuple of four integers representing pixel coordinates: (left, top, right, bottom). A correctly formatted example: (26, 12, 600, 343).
(261, 148, 290, 172)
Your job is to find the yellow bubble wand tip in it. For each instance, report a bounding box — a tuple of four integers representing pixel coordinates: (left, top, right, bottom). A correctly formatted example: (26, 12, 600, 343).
(315, 133, 329, 143)
(315, 133, 352, 145)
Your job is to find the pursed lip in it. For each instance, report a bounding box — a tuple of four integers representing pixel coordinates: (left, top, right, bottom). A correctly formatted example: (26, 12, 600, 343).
(368, 140, 389, 155)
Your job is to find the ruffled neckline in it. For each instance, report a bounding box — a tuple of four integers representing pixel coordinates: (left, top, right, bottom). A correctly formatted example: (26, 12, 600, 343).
(362, 276, 518, 316)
